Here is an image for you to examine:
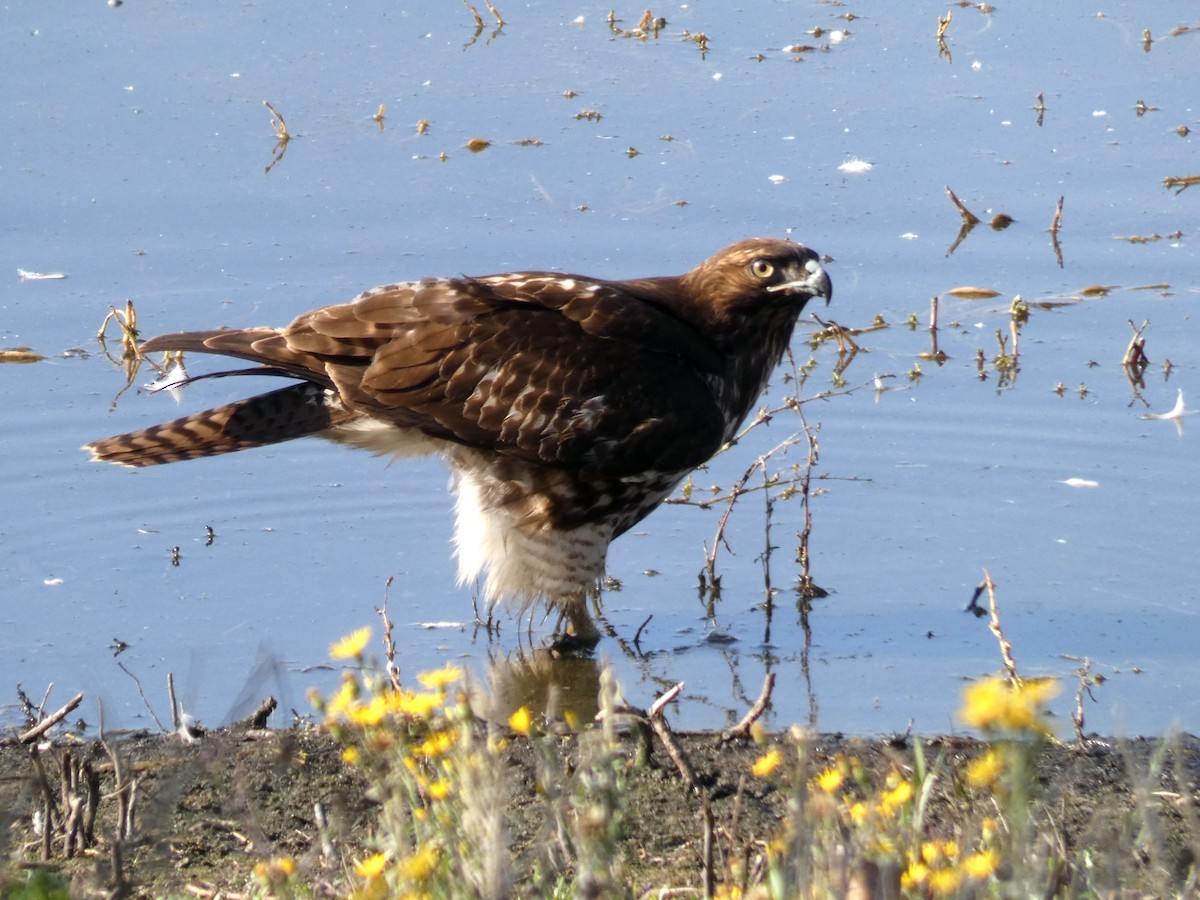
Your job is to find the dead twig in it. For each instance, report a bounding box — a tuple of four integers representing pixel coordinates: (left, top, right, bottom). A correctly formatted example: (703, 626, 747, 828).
(702, 800, 716, 897)
(1163, 174, 1200, 195)
(647, 683, 696, 789)
(118, 662, 168, 732)
(981, 569, 1020, 686)
(19, 692, 84, 744)
(168, 671, 180, 731)
(944, 186, 980, 255)
(1123, 318, 1151, 368)
(375, 576, 403, 691)
(263, 100, 291, 174)
(722, 672, 776, 742)
(1049, 195, 1065, 267)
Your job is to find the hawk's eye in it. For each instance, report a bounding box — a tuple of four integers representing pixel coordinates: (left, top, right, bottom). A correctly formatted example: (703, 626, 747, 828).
(748, 259, 775, 281)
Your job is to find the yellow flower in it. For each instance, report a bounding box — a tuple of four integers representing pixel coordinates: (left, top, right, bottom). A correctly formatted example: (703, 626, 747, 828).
(901, 861, 929, 890)
(325, 675, 360, 719)
(331, 626, 372, 660)
(389, 689, 442, 719)
(417, 663, 464, 690)
(508, 706, 533, 735)
(966, 748, 1005, 788)
(928, 867, 960, 896)
(962, 848, 999, 880)
(253, 855, 297, 883)
(751, 748, 783, 778)
(415, 730, 455, 758)
(813, 766, 844, 794)
(960, 676, 1060, 735)
(355, 852, 389, 879)
(342, 746, 360, 765)
(879, 779, 913, 814)
(401, 846, 439, 882)
(426, 779, 451, 800)
(847, 801, 869, 825)
(348, 695, 388, 727)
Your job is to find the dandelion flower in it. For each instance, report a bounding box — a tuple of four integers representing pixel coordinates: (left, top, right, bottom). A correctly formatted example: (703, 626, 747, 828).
(508, 706, 533, 735)
(966, 748, 1004, 788)
(928, 867, 960, 896)
(814, 766, 844, 794)
(416, 730, 455, 758)
(847, 801, 869, 825)
(879, 779, 913, 814)
(355, 852, 389, 879)
(901, 861, 930, 889)
(751, 748, 783, 778)
(401, 846, 440, 882)
(330, 626, 372, 660)
(960, 676, 1060, 735)
(347, 695, 388, 727)
(963, 848, 999, 880)
(417, 663, 464, 690)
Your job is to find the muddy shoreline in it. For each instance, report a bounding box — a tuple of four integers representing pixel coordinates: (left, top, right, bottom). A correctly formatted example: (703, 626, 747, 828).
(3, 723, 1197, 897)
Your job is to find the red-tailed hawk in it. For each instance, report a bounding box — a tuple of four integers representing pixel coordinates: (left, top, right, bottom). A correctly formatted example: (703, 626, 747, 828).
(86, 238, 831, 646)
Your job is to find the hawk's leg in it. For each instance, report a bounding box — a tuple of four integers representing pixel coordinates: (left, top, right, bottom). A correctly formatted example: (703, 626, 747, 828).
(548, 593, 602, 654)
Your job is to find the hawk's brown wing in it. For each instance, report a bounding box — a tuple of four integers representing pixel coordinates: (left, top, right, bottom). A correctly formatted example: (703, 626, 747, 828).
(141, 275, 730, 477)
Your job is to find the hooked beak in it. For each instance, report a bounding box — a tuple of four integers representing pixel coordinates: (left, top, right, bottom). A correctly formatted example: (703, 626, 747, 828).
(766, 258, 832, 305)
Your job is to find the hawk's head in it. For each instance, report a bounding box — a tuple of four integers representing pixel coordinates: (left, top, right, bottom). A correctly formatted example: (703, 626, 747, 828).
(680, 238, 832, 337)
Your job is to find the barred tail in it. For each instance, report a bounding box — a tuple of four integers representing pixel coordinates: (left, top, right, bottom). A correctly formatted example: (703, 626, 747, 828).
(84, 383, 347, 468)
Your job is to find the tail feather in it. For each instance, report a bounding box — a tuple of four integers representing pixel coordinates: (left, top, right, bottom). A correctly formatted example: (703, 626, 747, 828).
(85, 383, 350, 467)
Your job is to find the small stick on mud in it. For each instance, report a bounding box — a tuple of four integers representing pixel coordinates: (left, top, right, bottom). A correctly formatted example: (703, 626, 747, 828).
(647, 682, 696, 789)
(1071, 657, 1092, 743)
(19, 692, 83, 744)
(117, 662, 168, 732)
(233, 696, 277, 731)
(722, 672, 776, 742)
(702, 800, 716, 897)
(168, 671, 180, 731)
(314, 802, 337, 862)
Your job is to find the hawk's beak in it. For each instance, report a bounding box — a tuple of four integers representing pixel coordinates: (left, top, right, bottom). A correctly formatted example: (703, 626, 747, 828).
(766, 259, 832, 306)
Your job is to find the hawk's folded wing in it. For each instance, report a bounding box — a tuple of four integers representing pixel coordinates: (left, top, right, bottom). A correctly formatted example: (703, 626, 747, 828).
(141, 274, 730, 477)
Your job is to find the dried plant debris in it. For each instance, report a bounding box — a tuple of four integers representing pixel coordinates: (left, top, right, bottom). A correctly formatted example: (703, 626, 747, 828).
(0, 347, 46, 363)
(1115, 231, 1183, 243)
(1163, 174, 1200, 194)
(945, 286, 1001, 299)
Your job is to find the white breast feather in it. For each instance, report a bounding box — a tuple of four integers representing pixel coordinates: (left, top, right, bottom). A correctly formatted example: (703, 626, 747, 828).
(452, 467, 611, 627)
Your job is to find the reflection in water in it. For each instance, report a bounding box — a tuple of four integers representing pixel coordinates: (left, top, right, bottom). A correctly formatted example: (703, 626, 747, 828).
(471, 649, 602, 727)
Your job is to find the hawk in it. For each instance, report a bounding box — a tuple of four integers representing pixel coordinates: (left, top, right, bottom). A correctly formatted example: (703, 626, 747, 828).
(85, 238, 832, 646)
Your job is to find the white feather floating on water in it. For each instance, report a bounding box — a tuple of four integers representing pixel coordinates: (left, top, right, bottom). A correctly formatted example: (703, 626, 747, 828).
(1140, 388, 1187, 421)
(144, 361, 190, 402)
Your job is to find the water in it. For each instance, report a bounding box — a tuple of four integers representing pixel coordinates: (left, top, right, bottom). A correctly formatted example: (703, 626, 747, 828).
(2, 2, 1196, 737)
